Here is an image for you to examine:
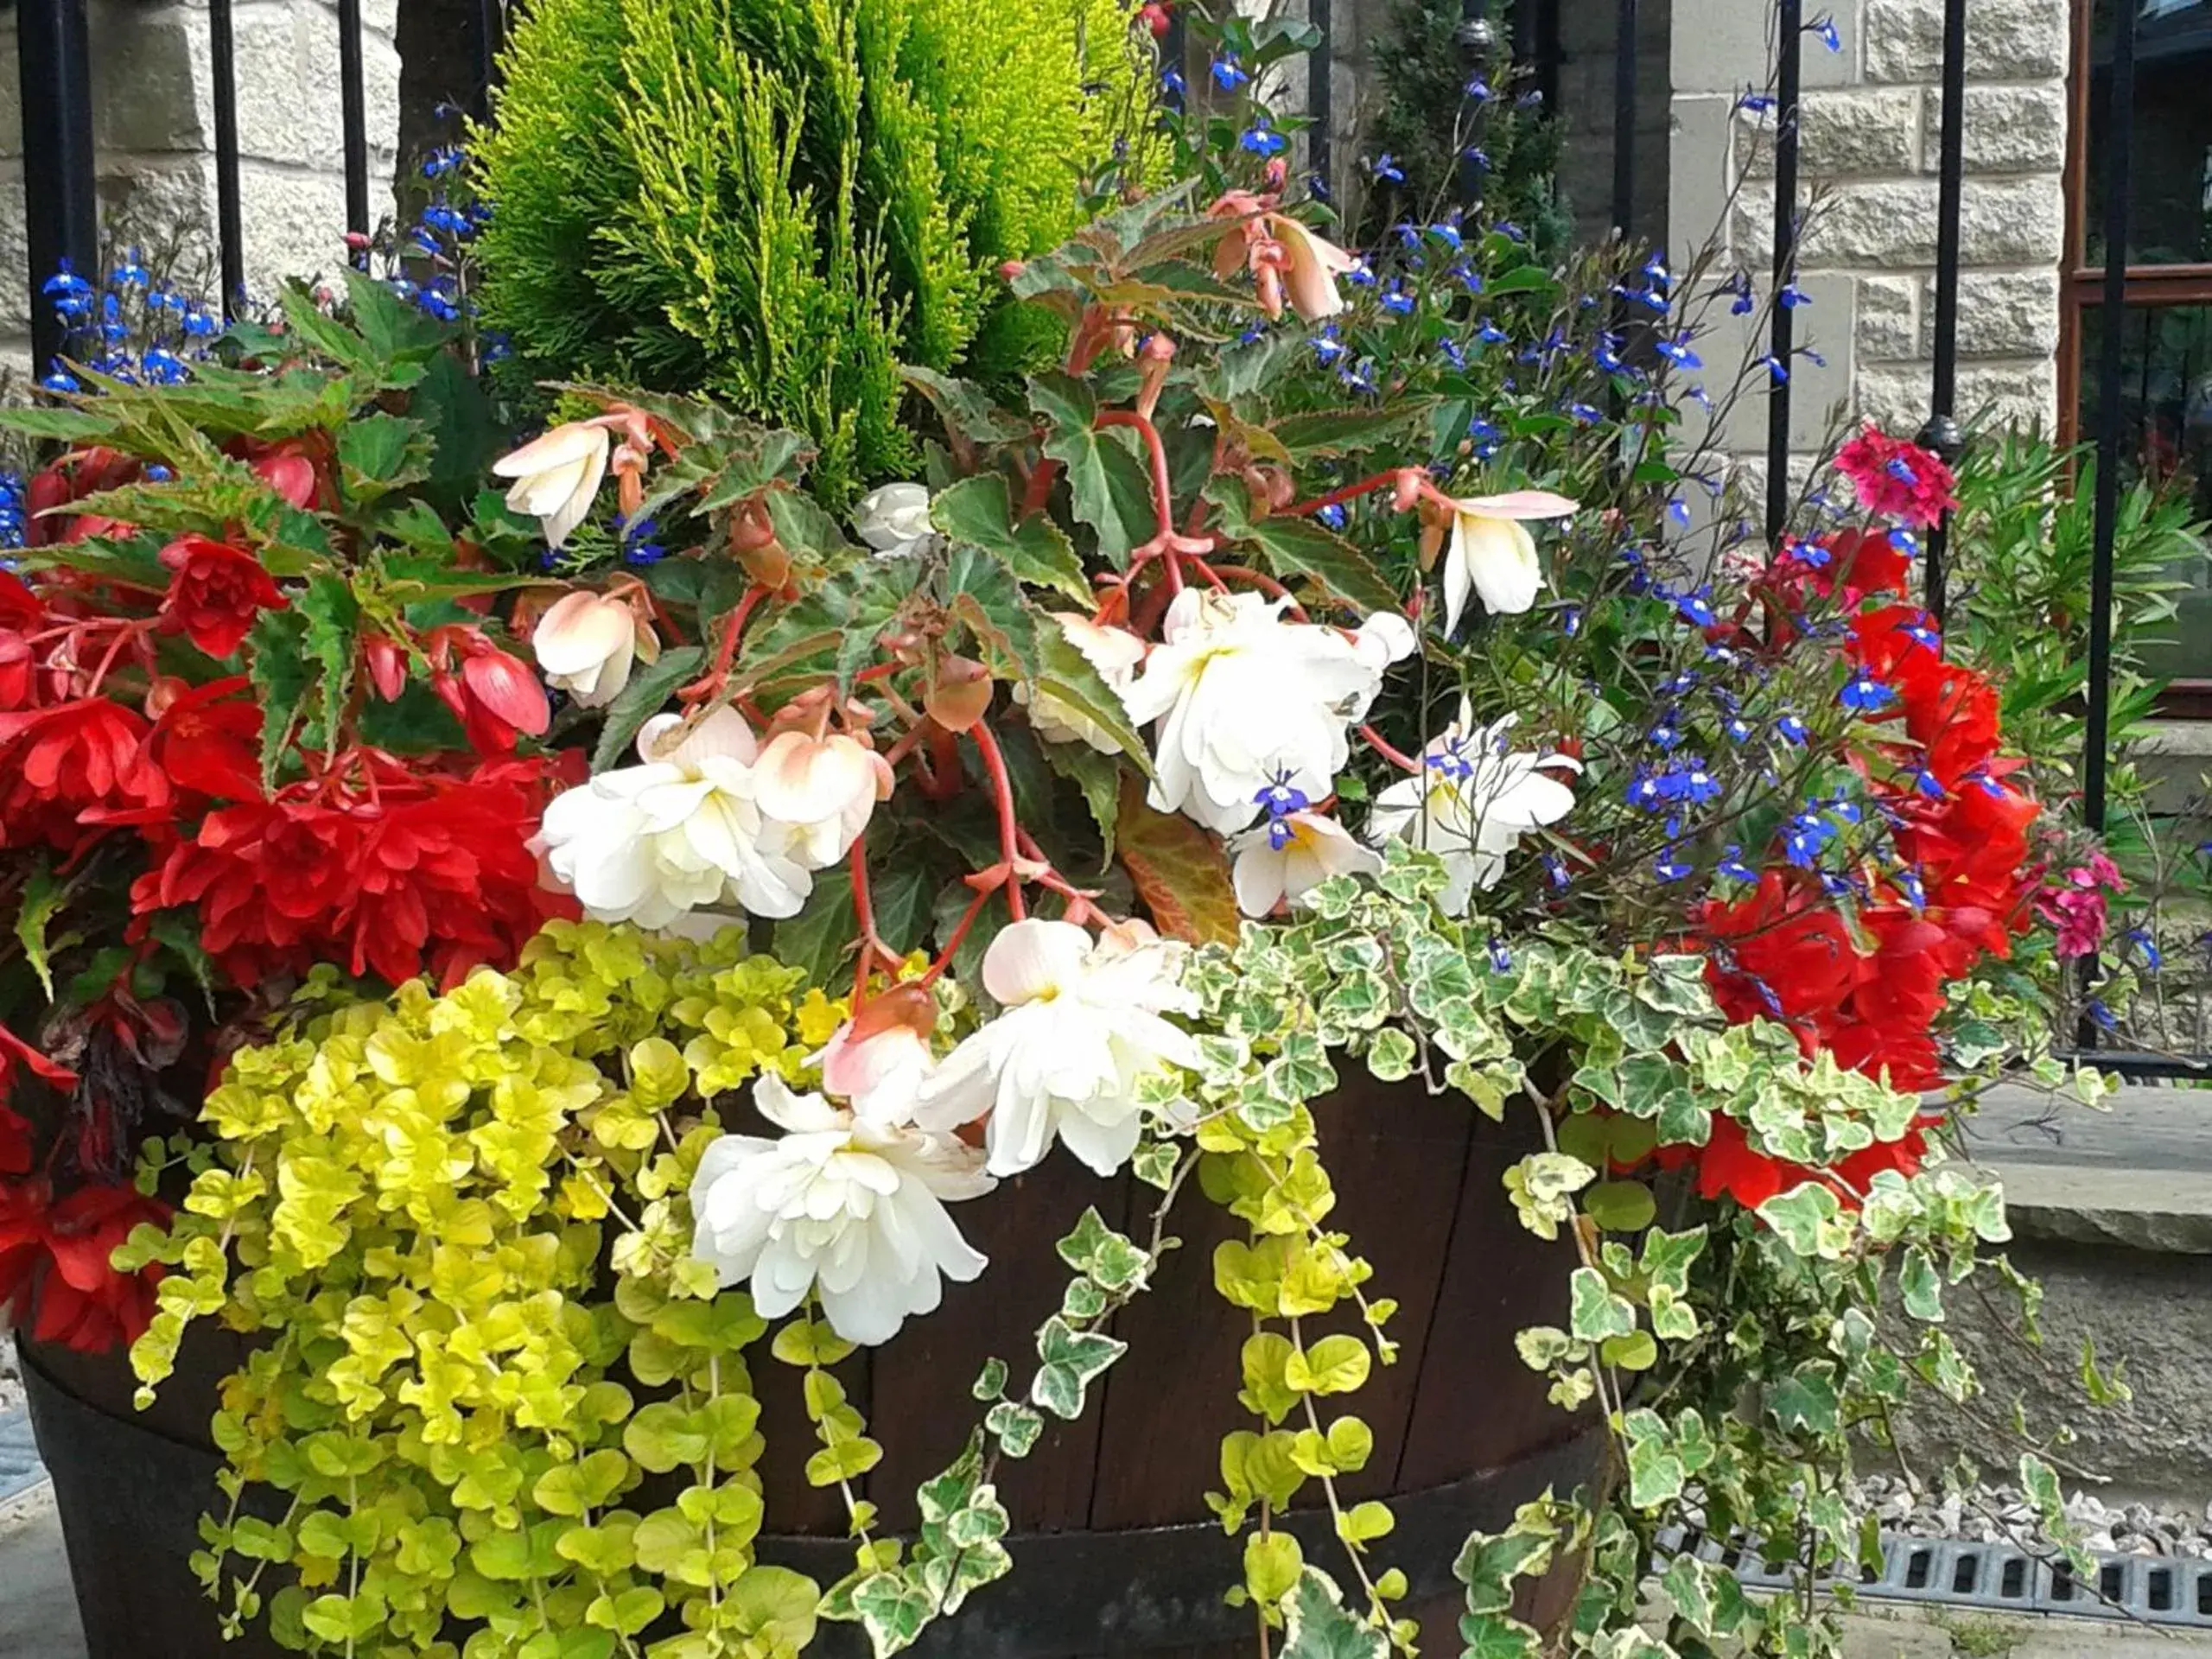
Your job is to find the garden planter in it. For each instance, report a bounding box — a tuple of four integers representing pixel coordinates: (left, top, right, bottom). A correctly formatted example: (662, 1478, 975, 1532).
(19, 1323, 289, 1659)
(752, 1072, 1602, 1658)
(18, 1078, 1595, 1659)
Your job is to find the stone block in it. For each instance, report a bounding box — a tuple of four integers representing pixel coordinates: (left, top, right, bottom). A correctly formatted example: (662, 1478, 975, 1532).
(1672, 0, 1862, 93)
(0, 165, 27, 334)
(238, 161, 351, 299)
(0, 22, 19, 162)
(1796, 178, 1942, 264)
(1858, 355, 2055, 430)
(90, 4, 210, 154)
(1738, 86, 1923, 178)
(1924, 83, 2067, 175)
(1865, 0, 2068, 83)
(1958, 175, 2066, 263)
(1857, 272, 1918, 360)
(1923, 267, 2060, 359)
(1669, 95, 1738, 262)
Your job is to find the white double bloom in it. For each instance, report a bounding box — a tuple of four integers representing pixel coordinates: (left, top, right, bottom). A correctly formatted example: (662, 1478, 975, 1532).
(912, 919, 1198, 1179)
(535, 709, 887, 927)
(690, 1073, 993, 1345)
(1368, 704, 1580, 913)
(1121, 589, 1415, 836)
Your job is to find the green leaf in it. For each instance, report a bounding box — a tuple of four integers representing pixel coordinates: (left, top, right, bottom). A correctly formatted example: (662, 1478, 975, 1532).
(931, 474, 1093, 607)
(589, 645, 703, 772)
(336, 412, 431, 496)
(14, 858, 68, 999)
(1029, 372, 1155, 566)
(246, 607, 315, 788)
(1204, 476, 1401, 615)
(1567, 1267, 1637, 1342)
(984, 1400, 1045, 1458)
(1584, 1180, 1658, 1233)
(297, 573, 359, 754)
(1268, 403, 1436, 459)
(1285, 1333, 1370, 1395)
(1029, 1315, 1127, 1419)
(1279, 1567, 1389, 1659)
(1039, 740, 1123, 862)
(1033, 619, 1153, 777)
(901, 365, 1033, 447)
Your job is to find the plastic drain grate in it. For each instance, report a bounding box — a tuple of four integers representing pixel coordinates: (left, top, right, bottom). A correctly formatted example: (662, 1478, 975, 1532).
(1656, 1526, 2212, 1628)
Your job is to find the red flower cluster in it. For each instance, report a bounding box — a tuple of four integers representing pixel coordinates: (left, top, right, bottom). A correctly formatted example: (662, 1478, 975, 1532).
(1683, 531, 2037, 1208)
(135, 752, 582, 989)
(1655, 1116, 1929, 1209)
(0, 1180, 168, 1352)
(0, 698, 170, 855)
(1834, 424, 1958, 529)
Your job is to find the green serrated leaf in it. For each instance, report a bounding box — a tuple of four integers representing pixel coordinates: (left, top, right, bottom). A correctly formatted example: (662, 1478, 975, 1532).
(588, 645, 704, 772)
(1204, 476, 1401, 615)
(931, 474, 1093, 606)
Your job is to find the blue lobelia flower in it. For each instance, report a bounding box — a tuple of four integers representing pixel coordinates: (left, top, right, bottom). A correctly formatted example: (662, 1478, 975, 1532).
(1839, 674, 1895, 713)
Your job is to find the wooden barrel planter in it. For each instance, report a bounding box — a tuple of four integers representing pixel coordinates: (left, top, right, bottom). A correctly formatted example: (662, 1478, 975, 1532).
(753, 1074, 1602, 1658)
(20, 1074, 1598, 1659)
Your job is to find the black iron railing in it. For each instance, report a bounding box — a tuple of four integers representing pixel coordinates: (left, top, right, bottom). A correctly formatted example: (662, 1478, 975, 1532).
(13, 0, 2173, 1074)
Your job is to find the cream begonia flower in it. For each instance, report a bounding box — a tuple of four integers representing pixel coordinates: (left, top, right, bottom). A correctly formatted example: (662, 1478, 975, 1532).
(690, 1074, 993, 1346)
(1440, 490, 1580, 632)
(493, 420, 612, 550)
(1274, 217, 1362, 322)
(753, 730, 893, 871)
(1368, 705, 1580, 914)
(851, 483, 933, 557)
(912, 919, 1198, 1179)
(1016, 614, 1146, 753)
(816, 987, 938, 1127)
(534, 707, 811, 926)
(532, 589, 652, 709)
(1120, 589, 1414, 836)
(1230, 810, 1383, 918)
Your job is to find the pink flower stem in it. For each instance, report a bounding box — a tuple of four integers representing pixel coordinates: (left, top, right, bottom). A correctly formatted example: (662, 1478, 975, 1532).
(1359, 723, 1422, 773)
(679, 583, 772, 705)
(968, 719, 1027, 922)
(1279, 469, 1407, 521)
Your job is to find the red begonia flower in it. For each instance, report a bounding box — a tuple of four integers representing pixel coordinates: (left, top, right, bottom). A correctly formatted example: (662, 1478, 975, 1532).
(156, 536, 289, 659)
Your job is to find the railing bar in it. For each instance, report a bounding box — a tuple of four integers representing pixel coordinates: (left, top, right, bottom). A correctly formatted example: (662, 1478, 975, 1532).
(2076, 0, 2134, 1052)
(2083, 0, 2133, 842)
(1920, 0, 1967, 624)
(338, 0, 371, 260)
(1764, 0, 1802, 543)
(475, 0, 504, 121)
(1309, 0, 1333, 200)
(209, 0, 246, 321)
(1458, 0, 1492, 207)
(1611, 0, 1637, 236)
(18, 0, 99, 377)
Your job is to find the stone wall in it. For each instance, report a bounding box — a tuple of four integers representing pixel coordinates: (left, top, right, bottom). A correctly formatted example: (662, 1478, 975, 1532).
(0, 0, 402, 378)
(1667, 0, 2069, 471)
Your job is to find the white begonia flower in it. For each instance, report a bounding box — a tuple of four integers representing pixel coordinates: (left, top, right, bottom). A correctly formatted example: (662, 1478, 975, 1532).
(816, 988, 938, 1127)
(1230, 810, 1383, 918)
(912, 918, 1199, 1179)
(1120, 589, 1408, 836)
(532, 589, 651, 708)
(1368, 704, 1580, 914)
(1440, 490, 1580, 631)
(851, 483, 934, 557)
(690, 1074, 994, 1346)
(753, 729, 893, 871)
(534, 707, 812, 926)
(1016, 614, 1146, 753)
(493, 420, 612, 550)
(1351, 609, 1420, 672)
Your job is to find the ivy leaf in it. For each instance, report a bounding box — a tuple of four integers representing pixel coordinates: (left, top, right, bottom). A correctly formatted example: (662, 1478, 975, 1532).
(1757, 1182, 1850, 1259)
(984, 1400, 1045, 1458)
(1898, 1243, 1945, 1322)
(1767, 1363, 1842, 1435)
(1029, 1315, 1127, 1419)
(931, 474, 1094, 607)
(1279, 1567, 1388, 1659)
(589, 645, 704, 772)
(1623, 1414, 1685, 1508)
(1204, 475, 1401, 615)
(1457, 1616, 1543, 1659)
(1054, 1208, 1150, 1292)
(1115, 773, 1239, 946)
(1567, 1267, 1637, 1342)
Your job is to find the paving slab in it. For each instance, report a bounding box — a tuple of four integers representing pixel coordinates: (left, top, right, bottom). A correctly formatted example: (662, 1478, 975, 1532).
(0, 1486, 86, 1659)
(1960, 1085, 2212, 1253)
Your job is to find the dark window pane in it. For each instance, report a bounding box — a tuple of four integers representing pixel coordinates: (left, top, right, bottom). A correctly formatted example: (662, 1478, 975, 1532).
(2086, 0, 2212, 266)
(2076, 302, 2212, 677)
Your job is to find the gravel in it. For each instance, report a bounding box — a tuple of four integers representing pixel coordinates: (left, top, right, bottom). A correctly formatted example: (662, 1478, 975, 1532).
(1854, 1472, 2212, 1560)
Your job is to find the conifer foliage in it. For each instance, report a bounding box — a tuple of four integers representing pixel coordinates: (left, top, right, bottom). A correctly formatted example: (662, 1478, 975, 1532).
(472, 0, 1147, 505)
